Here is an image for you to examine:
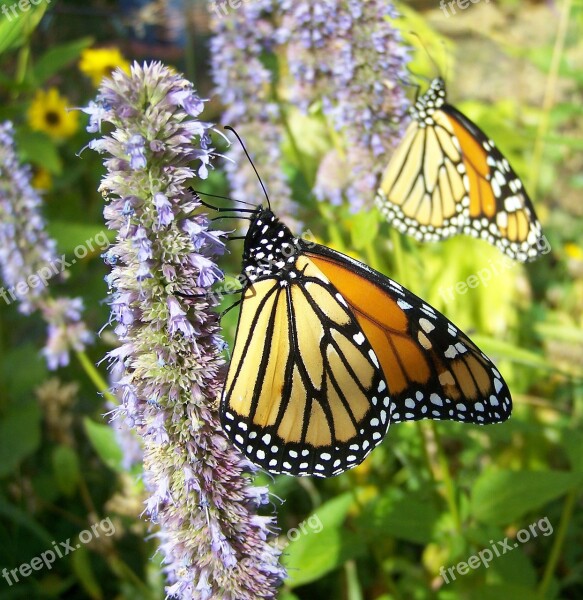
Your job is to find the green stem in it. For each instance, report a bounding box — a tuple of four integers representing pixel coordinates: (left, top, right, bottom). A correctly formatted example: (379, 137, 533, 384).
(75, 350, 118, 405)
(430, 422, 462, 534)
(537, 488, 578, 598)
(76, 460, 153, 597)
(364, 240, 383, 273)
(183, 4, 196, 84)
(297, 478, 322, 508)
(389, 228, 408, 288)
(320, 204, 346, 250)
(279, 103, 313, 190)
(107, 554, 156, 599)
(416, 422, 438, 485)
(528, 0, 572, 194)
(344, 560, 363, 600)
(13, 42, 31, 96)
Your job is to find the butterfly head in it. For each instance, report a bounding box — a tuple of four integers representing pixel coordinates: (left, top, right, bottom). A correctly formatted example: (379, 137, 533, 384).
(242, 208, 300, 283)
(410, 77, 446, 125)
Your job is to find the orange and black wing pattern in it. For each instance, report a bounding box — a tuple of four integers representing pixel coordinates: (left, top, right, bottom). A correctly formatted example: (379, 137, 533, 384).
(221, 212, 390, 477)
(220, 208, 512, 478)
(376, 77, 543, 262)
(302, 241, 512, 426)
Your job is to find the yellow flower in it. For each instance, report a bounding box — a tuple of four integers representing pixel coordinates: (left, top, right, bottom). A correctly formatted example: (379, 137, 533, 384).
(32, 168, 52, 191)
(79, 47, 130, 86)
(564, 243, 583, 260)
(27, 88, 79, 140)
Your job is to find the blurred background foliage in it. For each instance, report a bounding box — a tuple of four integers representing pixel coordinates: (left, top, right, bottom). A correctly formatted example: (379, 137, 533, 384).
(0, 0, 582, 598)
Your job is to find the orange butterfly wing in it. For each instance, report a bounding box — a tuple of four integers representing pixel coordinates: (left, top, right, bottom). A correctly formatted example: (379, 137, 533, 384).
(304, 242, 511, 425)
(377, 78, 543, 262)
(444, 105, 542, 259)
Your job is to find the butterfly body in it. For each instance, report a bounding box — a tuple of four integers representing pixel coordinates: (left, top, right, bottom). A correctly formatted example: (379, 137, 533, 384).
(376, 77, 543, 262)
(220, 207, 512, 477)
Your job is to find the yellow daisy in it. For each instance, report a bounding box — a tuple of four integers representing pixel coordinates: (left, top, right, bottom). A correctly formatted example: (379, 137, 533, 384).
(32, 168, 53, 191)
(564, 243, 583, 260)
(79, 47, 131, 86)
(27, 88, 79, 140)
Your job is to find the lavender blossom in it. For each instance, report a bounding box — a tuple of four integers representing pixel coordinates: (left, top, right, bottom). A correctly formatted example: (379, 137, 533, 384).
(280, 0, 410, 211)
(108, 356, 143, 471)
(88, 61, 284, 598)
(0, 121, 92, 368)
(210, 1, 410, 213)
(209, 4, 298, 226)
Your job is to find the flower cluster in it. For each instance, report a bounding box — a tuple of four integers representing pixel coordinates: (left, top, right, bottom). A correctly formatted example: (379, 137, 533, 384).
(87, 62, 284, 598)
(210, 0, 410, 214)
(0, 121, 91, 368)
(209, 3, 297, 225)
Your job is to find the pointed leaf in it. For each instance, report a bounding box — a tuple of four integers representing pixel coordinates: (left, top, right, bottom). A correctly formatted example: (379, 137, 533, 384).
(284, 494, 365, 587)
(471, 469, 583, 525)
(83, 418, 123, 472)
(33, 37, 94, 84)
(0, 403, 41, 477)
(52, 445, 80, 496)
(0, 1, 48, 55)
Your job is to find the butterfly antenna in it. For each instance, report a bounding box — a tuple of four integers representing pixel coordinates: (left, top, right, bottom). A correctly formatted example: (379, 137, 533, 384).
(199, 199, 256, 214)
(191, 187, 256, 208)
(224, 125, 272, 211)
(409, 32, 442, 79)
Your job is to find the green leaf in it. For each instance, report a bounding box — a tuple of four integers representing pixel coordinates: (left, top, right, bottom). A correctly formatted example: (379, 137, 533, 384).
(52, 445, 80, 496)
(534, 322, 583, 345)
(350, 210, 379, 251)
(471, 469, 583, 525)
(32, 37, 94, 84)
(358, 489, 439, 545)
(441, 584, 538, 600)
(83, 418, 124, 472)
(0, 403, 41, 477)
(0, 495, 53, 546)
(47, 221, 112, 257)
(487, 543, 537, 587)
(2, 342, 47, 396)
(71, 546, 103, 600)
(284, 494, 365, 588)
(563, 430, 583, 473)
(470, 335, 551, 370)
(14, 129, 62, 174)
(0, 0, 49, 55)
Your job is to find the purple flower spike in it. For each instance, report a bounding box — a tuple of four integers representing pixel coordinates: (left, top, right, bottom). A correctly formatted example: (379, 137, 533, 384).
(210, 1, 410, 213)
(0, 121, 92, 369)
(88, 62, 285, 599)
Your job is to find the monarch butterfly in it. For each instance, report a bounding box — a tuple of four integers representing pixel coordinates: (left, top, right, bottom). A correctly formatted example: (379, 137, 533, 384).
(376, 77, 543, 262)
(218, 131, 512, 478)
